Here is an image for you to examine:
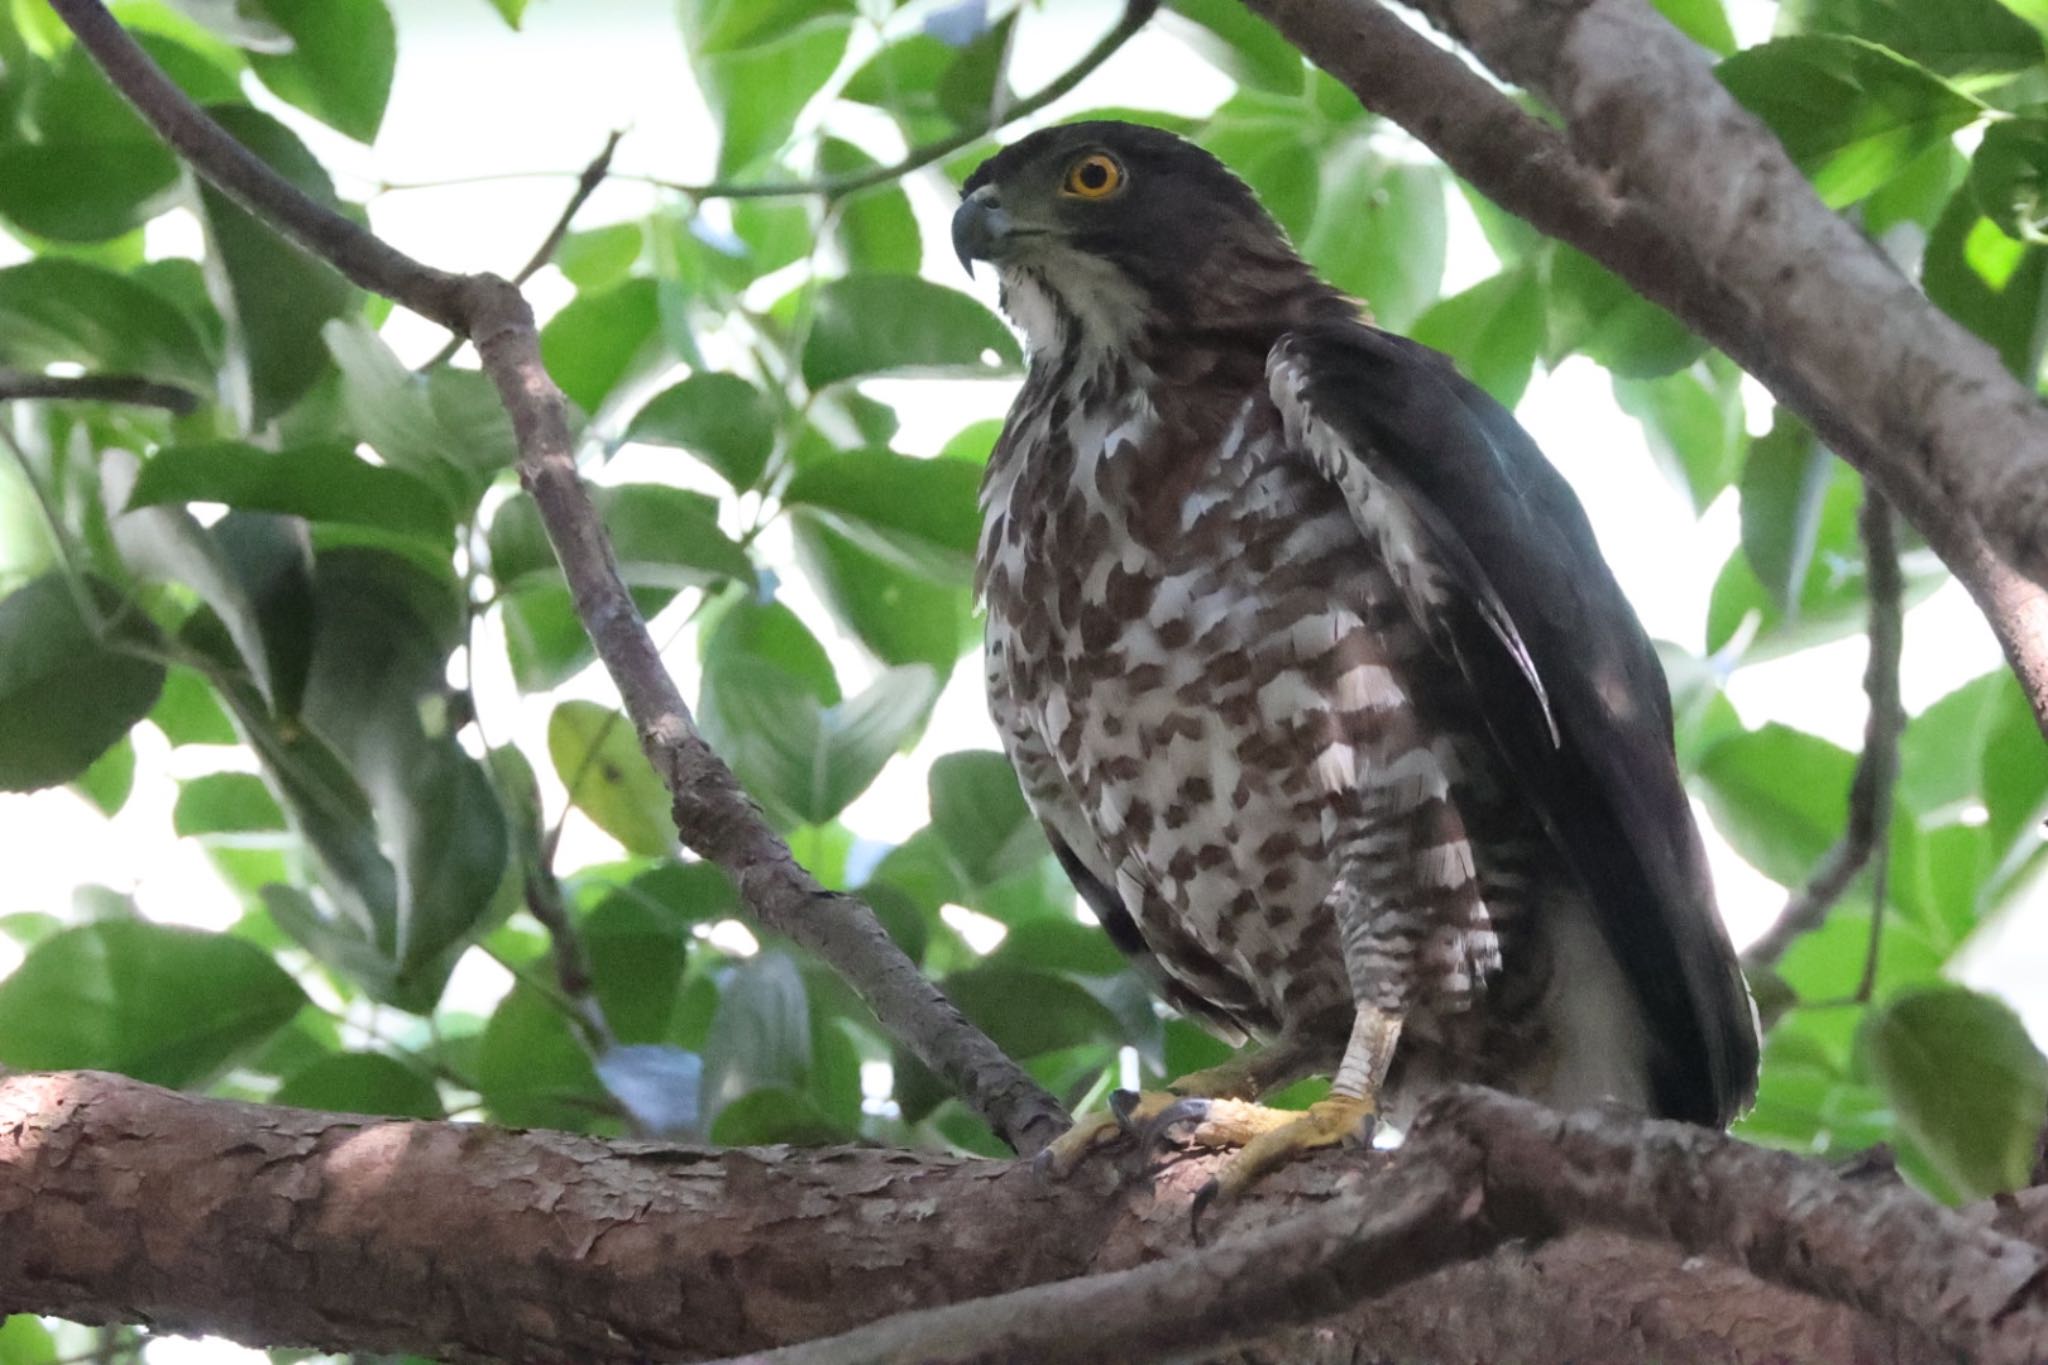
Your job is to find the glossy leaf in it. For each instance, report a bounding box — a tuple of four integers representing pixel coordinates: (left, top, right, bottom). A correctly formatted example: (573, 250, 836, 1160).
(1863, 986, 2048, 1198)
(1301, 154, 1446, 331)
(1717, 37, 1984, 207)
(928, 750, 1046, 888)
(0, 921, 305, 1085)
(783, 449, 982, 583)
(1779, 0, 2042, 80)
(1612, 359, 1749, 511)
(1410, 267, 1546, 407)
(0, 258, 216, 393)
(701, 951, 811, 1117)
(698, 17, 852, 177)
(195, 106, 359, 422)
(127, 441, 454, 542)
(801, 276, 1019, 387)
(1693, 723, 1856, 884)
(697, 655, 940, 827)
(1652, 0, 1737, 54)
(709, 1085, 849, 1145)
(539, 277, 662, 414)
(247, 0, 397, 142)
(549, 700, 676, 858)
(1924, 185, 2048, 377)
(477, 983, 610, 1129)
(1164, 0, 1304, 93)
(1545, 246, 1706, 377)
(701, 596, 840, 704)
(273, 1051, 444, 1118)
(624, 372, 777, 491)
(71, 735, 135, 816)
(792, 515, 976, 669)
(1739, 411, 1834, 612)
(0, 574, 165, 792)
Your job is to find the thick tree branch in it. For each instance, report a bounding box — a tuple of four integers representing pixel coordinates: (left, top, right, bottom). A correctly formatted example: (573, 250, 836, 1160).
(0, 369, 200, 413)
(1744, 487, 1906, 981)
(47, 0, 1067, 1157)
(1241, 0, 2048, 738)
(4, 1072, 2044, 1364)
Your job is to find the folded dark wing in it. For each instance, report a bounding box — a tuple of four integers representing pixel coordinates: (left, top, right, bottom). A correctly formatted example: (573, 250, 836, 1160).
(1269, 319, 1758, 1125)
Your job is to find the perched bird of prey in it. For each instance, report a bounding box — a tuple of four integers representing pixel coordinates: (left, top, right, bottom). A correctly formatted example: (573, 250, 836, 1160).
(955, 121, 1758, 1202)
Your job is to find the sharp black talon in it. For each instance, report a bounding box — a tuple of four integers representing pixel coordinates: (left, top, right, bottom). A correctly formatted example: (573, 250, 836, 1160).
(1190, 1177, 1220, 1242)
(1107, 1088, 1144, 1128)
(1139, 1096, 1211, 1154)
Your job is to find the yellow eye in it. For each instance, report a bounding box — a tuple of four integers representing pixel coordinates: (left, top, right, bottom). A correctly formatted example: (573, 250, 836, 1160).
(1062, 153, 1124, 200)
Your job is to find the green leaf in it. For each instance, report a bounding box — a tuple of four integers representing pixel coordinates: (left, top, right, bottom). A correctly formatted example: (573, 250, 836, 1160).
(697, 656, 940, 827)
(1164, 0, 1304, 93)
(1545, 245, 1706, 377)
(489, 482, 753, 594)
(701, 950, 810, 1117)
(150, 665, 239, 745)
(941, 963, 1125, 1058)
(709, 1085, 849, 1145)
(1863, 985, 2048, 1198)
(1716, 36, 1985, 207)
(793, 515, 975, 669)
(174, 770, 286, 835)
(539, 277, 662, 415)
(549, 700, 675, 858)
(624, 373, 776, 491)
(821, 139, 920, 274)
(1409, 267, 1545, 407)
(195, 105, 359, 422)
(1302, 154, 1446, 331)
(680, 0, 854, 53)
(928, 750, 1047, 889)
(1925, 184, 2048, 377)
(1652, 0, 1737, 54)
(0, 921, 305, 1085)
(108, 454, 315, 715)
(0, 1315, 56, 1365)
(0, 258, 216, 393)
(702, 596, 840, 704)
(1612, 358, 1749, 511)
(324, 322, 519, 510)
(783, 449, 982, 583)
(477, 983, 610, 1129)
(989, 917, 1127, 977)
(0, 574, 164, 792)
(698, 17, 852, 178)
(1693, 723, 1854, 884)
(127, 441, 455, 542)
(71, 734, 135, 815)
(1779, 0, 2042, 81)
(801, 275, 1019, 387)
(557, 222, 645, 290)
(248, 0, 396, 142)
(1739, 411, 1834, 612)
(484, 0, 530, 27)
(1971, 117, 2048, 241)
(273, 1051, 444, 1118)
(585, 896, 690, 1044)
(1203, 110, 1318, 241)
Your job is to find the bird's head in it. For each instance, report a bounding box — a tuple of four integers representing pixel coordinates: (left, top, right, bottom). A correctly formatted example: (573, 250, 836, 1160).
(954, 121, 1331, 359)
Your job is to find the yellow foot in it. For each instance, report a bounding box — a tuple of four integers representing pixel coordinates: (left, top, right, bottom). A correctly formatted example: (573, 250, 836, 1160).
(1191, 1093, 1379, 1227)
(1033, 1089, 1184, 1180)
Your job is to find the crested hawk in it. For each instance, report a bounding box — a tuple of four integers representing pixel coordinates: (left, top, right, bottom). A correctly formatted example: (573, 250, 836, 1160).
(956, 121, 1757, 1201)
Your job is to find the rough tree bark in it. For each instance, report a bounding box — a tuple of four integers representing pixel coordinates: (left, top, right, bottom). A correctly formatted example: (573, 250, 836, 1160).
(5, 1072, 2045, 1364)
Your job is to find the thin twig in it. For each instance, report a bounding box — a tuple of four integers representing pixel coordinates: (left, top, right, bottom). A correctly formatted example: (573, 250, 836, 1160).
(49, 0, 1069, 1155)
(0, 369, 202, 413)
(1742, 484, 1906, 984)
(420, 129, 623, 370)
(1852, 491, 1903, 1002)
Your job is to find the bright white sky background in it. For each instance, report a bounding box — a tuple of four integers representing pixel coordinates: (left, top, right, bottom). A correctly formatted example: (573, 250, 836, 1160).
(1, 7, 2045, 1354)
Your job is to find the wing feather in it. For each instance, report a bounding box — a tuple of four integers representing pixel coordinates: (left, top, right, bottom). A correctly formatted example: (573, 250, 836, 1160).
(1269, 319, 1758, 1125)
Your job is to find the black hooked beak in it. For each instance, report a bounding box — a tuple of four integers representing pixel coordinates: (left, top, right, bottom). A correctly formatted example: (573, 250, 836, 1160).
(952, 188, 1012, 277)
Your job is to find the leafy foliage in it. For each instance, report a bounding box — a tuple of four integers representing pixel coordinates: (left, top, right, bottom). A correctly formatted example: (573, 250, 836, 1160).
(0, 12, 2042, 1330)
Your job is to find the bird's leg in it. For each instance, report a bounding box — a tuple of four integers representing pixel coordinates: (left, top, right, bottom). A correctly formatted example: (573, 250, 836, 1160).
(1188, 847, 1421, 1216)
(1033, 1035, 1324, 1180)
